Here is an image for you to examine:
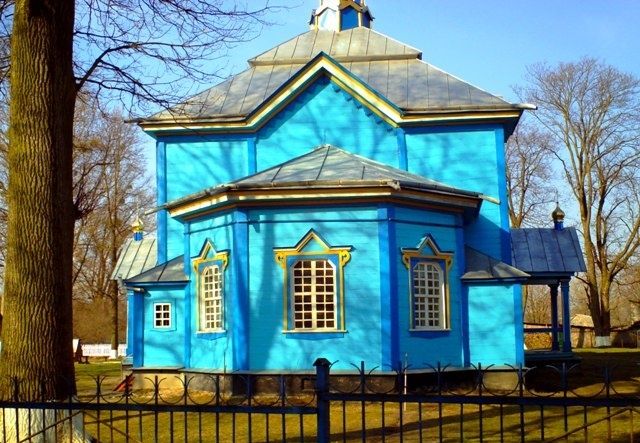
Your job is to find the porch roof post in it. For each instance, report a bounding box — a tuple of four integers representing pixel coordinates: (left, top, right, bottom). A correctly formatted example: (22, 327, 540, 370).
(561, 280, 572, 352)
(550, 284, 559, 351)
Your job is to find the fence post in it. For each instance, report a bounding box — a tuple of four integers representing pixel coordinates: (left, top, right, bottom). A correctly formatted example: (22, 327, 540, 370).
(314, 358, 331, 443)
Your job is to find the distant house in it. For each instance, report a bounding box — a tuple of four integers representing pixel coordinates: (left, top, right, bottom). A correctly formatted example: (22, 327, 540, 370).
(113, 0, 585, 375)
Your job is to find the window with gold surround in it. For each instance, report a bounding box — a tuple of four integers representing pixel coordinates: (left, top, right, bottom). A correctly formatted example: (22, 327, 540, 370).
(402, 235, 453, 331)
(274, 230, 351, 332)
(193, 239, 229, 333)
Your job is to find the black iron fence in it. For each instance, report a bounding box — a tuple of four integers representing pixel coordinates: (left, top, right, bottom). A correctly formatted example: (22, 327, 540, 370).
(0, 358, 639, 442)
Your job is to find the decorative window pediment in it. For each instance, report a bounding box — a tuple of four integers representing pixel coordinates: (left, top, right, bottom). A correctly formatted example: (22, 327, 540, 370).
(274, 230, 351, 269)
(193, 240, 229, 333)
(274, 230, 351, 332)
(402, 235, 453, 331)
(193, 239, 229, 271)
(401, 234, 453, 270)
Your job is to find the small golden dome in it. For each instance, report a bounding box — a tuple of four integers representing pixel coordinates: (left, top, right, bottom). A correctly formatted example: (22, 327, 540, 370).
(552, 203, 565, 222)
(132, 216, 144, 233)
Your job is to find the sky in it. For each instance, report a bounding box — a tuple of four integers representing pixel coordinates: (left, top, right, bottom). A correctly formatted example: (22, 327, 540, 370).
(142, 0, 640, 171)
(225, 0, 640, 102)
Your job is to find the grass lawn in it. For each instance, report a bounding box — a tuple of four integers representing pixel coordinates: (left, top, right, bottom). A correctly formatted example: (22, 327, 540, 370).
(71, 350, 640, 442)
(75, 360, 123, 394)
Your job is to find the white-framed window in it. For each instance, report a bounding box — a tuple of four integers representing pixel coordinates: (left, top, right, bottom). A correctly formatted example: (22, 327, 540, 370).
(411, 261, 445, 330)
(274, 230, 352, 332)
(291, 259, 337, 330)
(154, 303, 172, 329)
(200, 264, 223, 331)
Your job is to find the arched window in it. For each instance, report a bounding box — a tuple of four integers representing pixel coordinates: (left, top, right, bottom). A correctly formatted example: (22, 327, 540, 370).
(291, 259, 336, 330)
(412, 262, 446, 330)
(200, 265, 223, 331)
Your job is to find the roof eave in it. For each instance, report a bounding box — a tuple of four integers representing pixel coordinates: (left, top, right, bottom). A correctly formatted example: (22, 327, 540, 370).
(124, 280, 189, 287)
(461, 276, 530, 283)
(402, 106, 525, 114)
(163, 179, 481, 209)
(162, 183, 482, 221)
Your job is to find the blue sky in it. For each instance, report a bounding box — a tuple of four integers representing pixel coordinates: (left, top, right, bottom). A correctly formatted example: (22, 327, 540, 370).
(224, 0, 640, 103)
(142, 0, 640, 171)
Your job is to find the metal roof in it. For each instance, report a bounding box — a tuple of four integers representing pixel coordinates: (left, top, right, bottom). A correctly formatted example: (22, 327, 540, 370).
(233, 145, 478, 194)
(145, 28, 522, 123)
(249, 28, 421, 66)
(163, 144, 482, 212)
(110, 238, 157, 281)
(125, 255, 188, 285)
(462, 246, 530, 281)
(511, 227, 586, 277)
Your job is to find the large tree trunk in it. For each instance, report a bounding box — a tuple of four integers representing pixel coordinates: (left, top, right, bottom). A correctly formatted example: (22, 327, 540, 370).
(586, 283, 611, 346)
(0, 0, 77, 400)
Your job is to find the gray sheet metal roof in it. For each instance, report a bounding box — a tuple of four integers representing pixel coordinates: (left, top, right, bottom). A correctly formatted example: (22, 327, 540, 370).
(145, 29, 521, 123)
(511, 227, 586, 276)
(125, 255, 188, 285)
(164, 144, 482, 211)
(249, 28, 421, 66)
(111, 238, 157, 281)
(462, 246, 530, 281)
(234, 145, 478, 194)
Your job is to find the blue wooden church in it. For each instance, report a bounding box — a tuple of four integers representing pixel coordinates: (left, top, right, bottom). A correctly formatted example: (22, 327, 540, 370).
(113, 0, 585, 374)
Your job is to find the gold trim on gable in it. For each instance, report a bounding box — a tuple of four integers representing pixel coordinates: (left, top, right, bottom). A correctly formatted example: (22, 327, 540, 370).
(139, 55, 522, 134)
(192, 239, 229, 272)
(401, 235, 453, 270)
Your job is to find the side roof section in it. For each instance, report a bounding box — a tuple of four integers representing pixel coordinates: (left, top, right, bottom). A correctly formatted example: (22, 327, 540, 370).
(511, 227, 587, 277)
(111, 238, 157, 281)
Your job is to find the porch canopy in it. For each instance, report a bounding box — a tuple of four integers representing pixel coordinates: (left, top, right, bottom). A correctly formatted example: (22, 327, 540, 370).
(511, 227, 587, 353)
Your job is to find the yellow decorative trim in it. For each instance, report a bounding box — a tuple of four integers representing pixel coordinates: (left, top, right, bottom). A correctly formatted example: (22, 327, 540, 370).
(401, 235, 453, 270)
(273, 230, 352, 331)
(140, 54, 522, 134)
(192, 239, 229, 333)
(168, 186, 478, 219)
(402, 235, 454, 329)
(192, 239, 228, 272)
(339, 0, 364, 12)
(338, 250, 351, 267)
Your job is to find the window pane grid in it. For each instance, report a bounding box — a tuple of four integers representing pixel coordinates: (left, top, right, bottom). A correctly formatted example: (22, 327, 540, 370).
(200, 265, 223, 331)
(413, 262, 443, 329)
(292, 259, 336, 330)
(154, 303, 171, 328)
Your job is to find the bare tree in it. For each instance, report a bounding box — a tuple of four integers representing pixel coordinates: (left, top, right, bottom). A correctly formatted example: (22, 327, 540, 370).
(72, 102, 153, 354)
(523, 58, 640, 344)
(505, 118, 557, 317)
(0, 0, 282, 401)
(505, 119, 556, 228)
(523, 285, 552, 324)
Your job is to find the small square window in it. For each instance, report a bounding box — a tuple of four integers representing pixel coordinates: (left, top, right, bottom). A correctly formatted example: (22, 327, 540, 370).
(154, 303, 172, 329)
